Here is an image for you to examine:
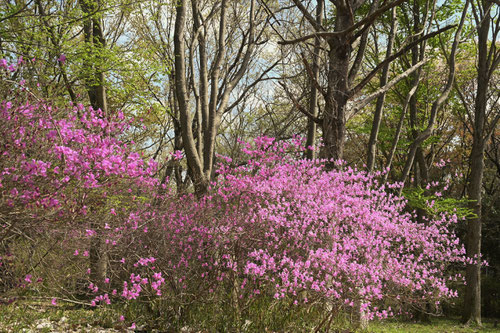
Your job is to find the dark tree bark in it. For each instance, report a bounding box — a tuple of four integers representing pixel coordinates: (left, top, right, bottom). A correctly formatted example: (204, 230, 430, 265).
(78, 0, 110, 285)
(320, 4, 353, 161)
(79, 0, 108, 117)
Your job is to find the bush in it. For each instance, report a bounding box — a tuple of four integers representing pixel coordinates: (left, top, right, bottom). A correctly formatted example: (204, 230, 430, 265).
(1, 58, 467, 331)
(0, 58, 158, 301)
(113, 137, 467, 330)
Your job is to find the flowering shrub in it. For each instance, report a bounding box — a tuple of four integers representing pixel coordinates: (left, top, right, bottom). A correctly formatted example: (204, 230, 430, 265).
(0, 59, 158, 297)
(116, 137, 466, 329)
(1, 58, 466, 330)
(226, 138, 465, 317)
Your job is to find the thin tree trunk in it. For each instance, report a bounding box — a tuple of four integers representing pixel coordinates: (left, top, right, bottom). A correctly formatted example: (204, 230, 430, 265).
(463, 136, 485, 325)
(366, 7, 397, 172)
(399, 1, 468, 190)
(382, 84, 418, 183)
(173, 0, 207, 195)
(305, 0, 323, 160)
(174, 0, 257, 195)
(92, 15, 108, 117)
(78, 0, 109, 285)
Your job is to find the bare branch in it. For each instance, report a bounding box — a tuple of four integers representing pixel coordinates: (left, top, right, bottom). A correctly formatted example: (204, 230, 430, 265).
(399, 0, 469, 188)
(348, 0, 381, 85)
(351, 59, 428, 113)
(300, 53, 327, 98)
(279, 82, 323, 124)
(0, 0, 33, 23)
(280, 0, 406, 45)
(226, 59, 281, 112)
(290, 0, 325, 31)
(349, 24, 456, 97)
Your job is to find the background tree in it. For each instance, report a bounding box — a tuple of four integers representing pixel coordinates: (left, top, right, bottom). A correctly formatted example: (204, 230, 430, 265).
(173, 0, 276, 194)
(277, 0, 451, 162)
(457, 0, 500, 324)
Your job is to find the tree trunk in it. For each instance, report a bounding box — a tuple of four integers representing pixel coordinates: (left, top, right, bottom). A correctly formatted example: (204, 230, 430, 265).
(462, 2, 490, 323)
(305, 0, 323, 160)
(173, 0, 207, 195)
(78, 0, 109, 284)
(463, 137, 484, 325)
(89, 220, 107, 287)
(321, 9, 352, 161)
(366, 7, 397, 172)
(79, 0, 108, 117)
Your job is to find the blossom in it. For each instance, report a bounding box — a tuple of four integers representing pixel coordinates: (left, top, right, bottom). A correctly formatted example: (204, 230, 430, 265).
(57, 54, 66, 64)
(171, 150, 183, 160)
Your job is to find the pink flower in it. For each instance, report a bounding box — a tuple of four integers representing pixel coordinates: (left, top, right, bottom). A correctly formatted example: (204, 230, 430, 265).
(10, 188, 18, 197)
(86, 229, 97, 237)
(58, 54, 66, 64)
(51, 298, 57, 306)
(171, 150, 183, 160)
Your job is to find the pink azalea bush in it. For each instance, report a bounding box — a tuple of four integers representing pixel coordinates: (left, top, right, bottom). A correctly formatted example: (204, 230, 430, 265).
(0, 58, 466, 330)
(225, 138, 465, 317)
(116, 137, 465, 329)
(0, 59, 158, 297)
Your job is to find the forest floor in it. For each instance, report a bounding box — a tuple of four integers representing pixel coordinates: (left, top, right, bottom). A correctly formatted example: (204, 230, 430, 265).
(0, 300, 499, 333)
(368, 318, 500, 333)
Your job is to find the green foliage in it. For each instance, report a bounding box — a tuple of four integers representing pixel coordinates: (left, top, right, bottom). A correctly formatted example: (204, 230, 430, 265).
(403, 186, 477, 219)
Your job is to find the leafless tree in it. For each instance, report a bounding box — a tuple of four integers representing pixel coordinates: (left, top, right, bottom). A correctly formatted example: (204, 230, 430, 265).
(278, 0, 456, 162)
(174, 0, 274, 194)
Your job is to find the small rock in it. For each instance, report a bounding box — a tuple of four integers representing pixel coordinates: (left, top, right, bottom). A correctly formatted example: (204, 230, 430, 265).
(35, 319, 53, 330)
